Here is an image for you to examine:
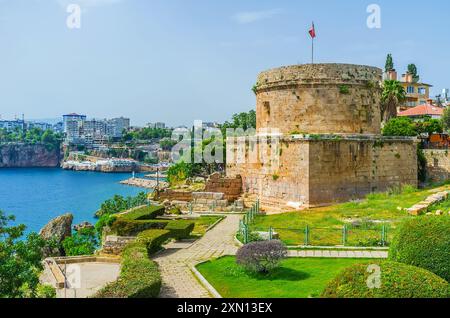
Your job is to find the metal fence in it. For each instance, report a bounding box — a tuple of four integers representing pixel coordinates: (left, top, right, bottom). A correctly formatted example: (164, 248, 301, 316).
(237, 200, 390, 247)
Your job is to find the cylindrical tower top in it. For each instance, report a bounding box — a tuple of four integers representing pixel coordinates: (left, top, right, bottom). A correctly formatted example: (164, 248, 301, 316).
(255, 63, 383, 135)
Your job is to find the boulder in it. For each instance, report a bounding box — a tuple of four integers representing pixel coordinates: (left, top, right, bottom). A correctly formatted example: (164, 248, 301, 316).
(73, 221, 94, 232)
(39, 213, 73, 256)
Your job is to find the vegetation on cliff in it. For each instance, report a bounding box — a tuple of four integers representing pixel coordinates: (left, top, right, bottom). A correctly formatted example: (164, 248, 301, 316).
(0, 127, 62, 151)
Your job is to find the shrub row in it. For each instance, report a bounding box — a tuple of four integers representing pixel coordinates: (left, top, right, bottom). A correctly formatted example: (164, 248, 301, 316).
(389, 216, 450, 282)
(137, 229, 172, 255)
(165, 220, 195, 240)
(322, 261, 449, 298)
(111, 219, 169, 236)
(120, 205, 165, 221)
(95, 243, 161, 298)
(111, 218, 195, 239)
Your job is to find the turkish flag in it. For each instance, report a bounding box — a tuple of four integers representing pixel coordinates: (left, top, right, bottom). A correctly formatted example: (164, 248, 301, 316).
(309, 22, 316, 39)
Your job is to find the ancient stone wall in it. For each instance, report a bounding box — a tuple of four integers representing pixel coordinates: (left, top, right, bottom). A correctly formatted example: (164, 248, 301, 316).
(307, 138, 418, 206)
(255, 64, 382, 135)
(102, 236, 136, 255)
(157, 189, 193, 202)
(205, 173, 243, 201)
(227, 136, 418, 208)
(423, 150, 450, 183)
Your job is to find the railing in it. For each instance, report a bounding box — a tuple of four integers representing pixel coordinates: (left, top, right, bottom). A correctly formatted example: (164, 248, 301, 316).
(238, 200, 260, 244)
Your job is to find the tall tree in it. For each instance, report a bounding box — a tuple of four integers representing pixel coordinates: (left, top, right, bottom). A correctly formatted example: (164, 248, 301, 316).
(407, 64, 420, 82)
(381, 80, 406, 123)
(385, 54, 394, 72)
(442, 107, 450, 131)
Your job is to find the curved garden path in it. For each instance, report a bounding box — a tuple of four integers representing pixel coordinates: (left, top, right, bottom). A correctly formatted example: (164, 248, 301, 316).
(152, 214, 242, 298)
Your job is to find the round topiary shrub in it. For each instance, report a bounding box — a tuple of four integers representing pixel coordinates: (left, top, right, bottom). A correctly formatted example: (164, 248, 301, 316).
(389, 216, 450, 281)
(321, 261, 449, 298)
(236, 240, 287, 274)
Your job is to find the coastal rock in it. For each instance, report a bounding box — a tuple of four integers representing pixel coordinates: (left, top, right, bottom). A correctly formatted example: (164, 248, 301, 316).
(0, 143, 60, 168)
(73, 221, 94, 232)
(39, 213, 73, 256)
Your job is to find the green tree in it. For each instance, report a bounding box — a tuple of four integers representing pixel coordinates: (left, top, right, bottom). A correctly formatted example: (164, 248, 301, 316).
(442, 107, 450, 131)
(385, 54, 394, 72)
(381, 80, 406, 123)
(62, 228, 98, 256)
(167, 161, 194, 184)
(382, 117, 417, 136)
(0, 210, 55, 298)
(415, 117, 443, 135)
(407, 64, 420, 83)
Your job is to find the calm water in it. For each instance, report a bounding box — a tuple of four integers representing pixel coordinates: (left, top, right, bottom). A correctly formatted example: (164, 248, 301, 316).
(0, 168, 146, 233)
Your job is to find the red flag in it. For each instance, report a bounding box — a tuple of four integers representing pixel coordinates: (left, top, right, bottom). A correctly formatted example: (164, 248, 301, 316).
(309, 22, 316, 39)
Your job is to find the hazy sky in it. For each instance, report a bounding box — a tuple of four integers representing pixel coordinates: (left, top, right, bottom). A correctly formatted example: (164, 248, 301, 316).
(0, 0, 449, 126)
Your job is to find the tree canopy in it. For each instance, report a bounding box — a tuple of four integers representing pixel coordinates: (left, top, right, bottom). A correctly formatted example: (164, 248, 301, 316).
(0, 210, 55, 298)
(385, 54, 394, 72)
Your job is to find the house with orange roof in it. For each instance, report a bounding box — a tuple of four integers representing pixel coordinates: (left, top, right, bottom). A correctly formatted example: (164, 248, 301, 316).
(398, 102, 444, 120)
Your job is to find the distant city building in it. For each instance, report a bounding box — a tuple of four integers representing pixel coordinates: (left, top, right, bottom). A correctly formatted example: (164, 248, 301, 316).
(0, 119, 25, 131)
(62, 114, 130, 145)
(147, 122, 166, 129)
(202, 122, 219, 129)
(107, 117, 130, 138)
(27, 122, 53, 131)
(53, 122, 64, 133)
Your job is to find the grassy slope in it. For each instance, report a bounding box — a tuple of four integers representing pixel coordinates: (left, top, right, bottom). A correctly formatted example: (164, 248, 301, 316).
(191, 216, 223, 237)
(197, 256, 371, 298)
(250, 185, 450, 246)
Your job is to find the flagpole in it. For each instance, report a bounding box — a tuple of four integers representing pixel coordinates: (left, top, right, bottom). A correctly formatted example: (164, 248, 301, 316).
(312, 37, 314, 64)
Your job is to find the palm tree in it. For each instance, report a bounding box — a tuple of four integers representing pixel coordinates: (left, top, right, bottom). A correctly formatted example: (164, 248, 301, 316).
(381, 80, 406, 123)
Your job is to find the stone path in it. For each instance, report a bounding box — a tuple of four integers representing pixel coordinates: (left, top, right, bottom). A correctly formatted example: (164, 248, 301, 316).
(152, 214, 242, 298)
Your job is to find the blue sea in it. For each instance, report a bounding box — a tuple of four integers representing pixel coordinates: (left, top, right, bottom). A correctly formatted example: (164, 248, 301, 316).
(0, 168, 146, 233)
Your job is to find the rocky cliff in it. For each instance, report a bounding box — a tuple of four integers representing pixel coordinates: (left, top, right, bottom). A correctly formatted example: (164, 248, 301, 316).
(0, 143, 61, 168)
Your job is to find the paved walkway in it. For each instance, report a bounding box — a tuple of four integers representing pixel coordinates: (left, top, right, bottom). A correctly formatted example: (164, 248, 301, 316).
(152, 214, 242, 298)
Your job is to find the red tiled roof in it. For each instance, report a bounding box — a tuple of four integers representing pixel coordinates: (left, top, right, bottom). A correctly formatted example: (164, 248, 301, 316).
(398, 104, 444, 117)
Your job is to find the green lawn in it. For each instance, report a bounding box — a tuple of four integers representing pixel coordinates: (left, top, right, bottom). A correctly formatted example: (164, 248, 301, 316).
(191, 216, 223, 237)
(248, 184, 450, 246)
(197, 256, 372, 298)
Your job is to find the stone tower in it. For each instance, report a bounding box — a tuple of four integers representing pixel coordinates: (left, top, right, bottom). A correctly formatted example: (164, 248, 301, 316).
(227, 64, 418, 209)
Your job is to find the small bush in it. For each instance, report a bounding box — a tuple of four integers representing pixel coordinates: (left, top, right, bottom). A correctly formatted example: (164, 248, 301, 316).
(62, 228, 98, 256)
(36, 284, 56, 298)
(321, 261, 449, 298)
(389, 217, 450, 281)
(120, 205, 165, 221)
(137, 229, 171, 255)
(95, 214, 117, 236)
(165, 220, 195, 240)
(111, 219, 169, 236)
(95, 243, 161, 298)
(168, 207, 182, 215)
(236, 240, 287, 274)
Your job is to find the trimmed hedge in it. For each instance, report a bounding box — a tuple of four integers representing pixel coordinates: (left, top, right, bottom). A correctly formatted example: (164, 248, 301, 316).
(389, 217, 450, 281)
(111, 217, 194, 239)
(111, 219, 169, 236)
(165, 220, 195, 240)
(95, 243, 161, 298)
(120, 205, 165, 221)
(321, 261, 449, 298)
(137, 229, 171, 255)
